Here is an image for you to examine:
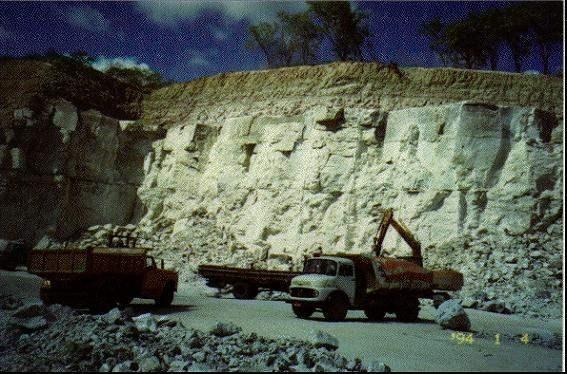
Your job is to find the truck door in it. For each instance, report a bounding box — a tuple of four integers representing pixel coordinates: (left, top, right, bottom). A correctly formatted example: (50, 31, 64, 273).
(337, 263, 356, 305)
(140, 257, 163, 299)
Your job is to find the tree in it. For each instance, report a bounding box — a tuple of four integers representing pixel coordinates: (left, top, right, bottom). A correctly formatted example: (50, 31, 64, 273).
(419, 18, 450, 67)
(495, 6, 531, 73)
(104, 64, 169, 93)
(443, 17, 491, 69)
(247, 21, 294, 68)
(307, 1, 371, 61)
(521, 2, 562, 75)
(69, 50, 95, 66)
(278, 11, 322, 65)
(247, 11, 321, 67)
(473, 11, 502, 71)
(421, 2, 562, 74)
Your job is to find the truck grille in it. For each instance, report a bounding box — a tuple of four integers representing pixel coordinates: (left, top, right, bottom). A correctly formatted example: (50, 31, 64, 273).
(290, 288, 318, 298)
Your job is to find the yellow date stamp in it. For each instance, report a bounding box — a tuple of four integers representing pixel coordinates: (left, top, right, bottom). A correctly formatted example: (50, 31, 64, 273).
(450, 332, 531, 345)
(450, 332, 474, 344)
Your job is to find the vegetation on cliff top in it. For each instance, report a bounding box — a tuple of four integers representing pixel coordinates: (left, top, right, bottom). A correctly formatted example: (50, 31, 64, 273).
(245, 1, 562, 75)
(0, 50, 171, 94)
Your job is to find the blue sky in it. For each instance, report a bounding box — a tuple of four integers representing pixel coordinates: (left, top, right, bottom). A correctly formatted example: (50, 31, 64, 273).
(0, 1, 563, 82)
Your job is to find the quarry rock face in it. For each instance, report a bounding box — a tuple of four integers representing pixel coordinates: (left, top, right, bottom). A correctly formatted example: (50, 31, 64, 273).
(138, 101, 561, 259)
(0, 100, 157, 244)
(0, 60, 155, 244)
(0, 61, 563, 317)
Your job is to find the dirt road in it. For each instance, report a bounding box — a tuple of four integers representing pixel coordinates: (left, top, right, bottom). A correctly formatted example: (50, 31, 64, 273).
(1, 270, 563, 371)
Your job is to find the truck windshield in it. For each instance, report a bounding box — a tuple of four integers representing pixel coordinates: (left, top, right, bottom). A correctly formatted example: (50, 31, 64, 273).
(303, 259, 337, 276)
(146, 257, 156, 269)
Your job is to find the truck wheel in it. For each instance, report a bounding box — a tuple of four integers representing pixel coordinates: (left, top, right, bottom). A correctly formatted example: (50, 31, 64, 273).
(433, 293, 450, 309)
(292, 304, 315, 319)
(39, 288, 53, 305)
(323, 293, 349, 322)
(119, 295, 134, 307)
(232, 282, 258, 300)
(395, 297, 420, 322)
(92, 282, 117, 313)
(364, 306, 386, 321)
(155, 283, 175, 307)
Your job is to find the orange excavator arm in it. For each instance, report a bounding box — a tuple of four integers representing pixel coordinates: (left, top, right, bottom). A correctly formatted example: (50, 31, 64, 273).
(372, 208, 423, 265)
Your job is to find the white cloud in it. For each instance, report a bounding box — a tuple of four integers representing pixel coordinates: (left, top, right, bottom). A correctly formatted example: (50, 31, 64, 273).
(212, 27, 229, 41)
(66, 5, 110, 32)
(187, 50, 211, 67)
(188, 55, 210, 67)
(0, 26, 13, 40)
(91, 56, 151, 72)
(136, 1, 307, 26)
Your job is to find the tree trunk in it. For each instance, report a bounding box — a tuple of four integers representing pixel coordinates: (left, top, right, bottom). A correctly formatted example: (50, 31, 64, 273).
(539, 42, 550, 75)
(513, 54, 522, 73)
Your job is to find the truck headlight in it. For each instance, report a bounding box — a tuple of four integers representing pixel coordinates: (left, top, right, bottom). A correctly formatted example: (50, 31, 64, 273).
(42, 280, 51, 288)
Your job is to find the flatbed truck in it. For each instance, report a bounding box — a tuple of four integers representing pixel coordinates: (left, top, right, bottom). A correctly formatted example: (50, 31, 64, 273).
(198, 264, 301, 299)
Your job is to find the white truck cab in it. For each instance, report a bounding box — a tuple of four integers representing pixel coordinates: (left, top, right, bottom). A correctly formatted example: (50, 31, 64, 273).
(289, 256, 357, 320)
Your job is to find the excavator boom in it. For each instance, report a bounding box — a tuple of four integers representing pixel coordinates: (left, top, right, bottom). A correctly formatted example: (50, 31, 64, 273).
(372, 208, 423, 265)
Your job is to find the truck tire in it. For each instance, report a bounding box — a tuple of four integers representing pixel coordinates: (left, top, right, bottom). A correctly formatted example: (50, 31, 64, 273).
(232, 282, 258, 300)
(364, 306, 386, 321)
(292, 304, 315, 319)
(323, 293, 349, 322)
(432, 293, 451, 309)
(0, 264, 16, 271)
(92, 282, 118, 313)
(155, 283, 175, 307)
(395, 297, 420, 322)
(39, 288, 53, 305)
(119, 295, 134, 307)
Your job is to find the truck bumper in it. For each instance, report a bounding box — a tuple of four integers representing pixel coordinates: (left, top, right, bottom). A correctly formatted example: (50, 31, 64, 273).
(286, 299, 326, 309)
(288, 287, 335, 303)
(40, 286, 91, 307)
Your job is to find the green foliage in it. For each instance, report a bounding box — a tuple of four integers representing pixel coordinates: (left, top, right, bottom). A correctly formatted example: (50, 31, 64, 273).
(104, 64, 170, 93)
(420, 2, 562, 73)
(247, 1, 371, 67)
(519, 1, 562, 74)
(0, 50, 170, 93)
(69, 50, 95, 66)
(489, 6, 531, 72)
(278, 10, 322, 65)
(420, 18, 450, 67)
(247, 20, 293, 68)
(247, 11, 321, 68)
(307, 1, 371, 61)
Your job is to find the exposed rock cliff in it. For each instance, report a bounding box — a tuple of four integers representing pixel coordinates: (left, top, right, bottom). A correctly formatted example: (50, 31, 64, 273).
(0, 60, 156, 244)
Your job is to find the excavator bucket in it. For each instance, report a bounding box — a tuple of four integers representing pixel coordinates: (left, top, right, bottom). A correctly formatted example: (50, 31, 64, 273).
(431, 269, 464, 291)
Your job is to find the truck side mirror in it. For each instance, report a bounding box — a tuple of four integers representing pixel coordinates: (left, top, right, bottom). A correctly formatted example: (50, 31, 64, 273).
(161, 259, 164, 269)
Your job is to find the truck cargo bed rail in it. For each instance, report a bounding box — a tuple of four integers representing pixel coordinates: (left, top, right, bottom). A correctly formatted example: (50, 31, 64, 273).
(198, 264, 300, 292)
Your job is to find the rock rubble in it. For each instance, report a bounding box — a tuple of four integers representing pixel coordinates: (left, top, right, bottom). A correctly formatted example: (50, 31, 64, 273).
(0, 299, 390, 372)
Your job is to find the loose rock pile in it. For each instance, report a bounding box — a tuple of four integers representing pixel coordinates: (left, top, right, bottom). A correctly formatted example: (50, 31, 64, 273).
(425, 222, 563, 319)
(0, 299, 391, 372)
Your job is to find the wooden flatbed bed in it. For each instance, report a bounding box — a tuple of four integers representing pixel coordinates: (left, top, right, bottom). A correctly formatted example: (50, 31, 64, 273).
(198, 264, 300, 299)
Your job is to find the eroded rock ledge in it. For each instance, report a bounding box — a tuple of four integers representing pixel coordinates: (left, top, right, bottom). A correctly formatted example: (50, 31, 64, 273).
(141, 62, 563, 128)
